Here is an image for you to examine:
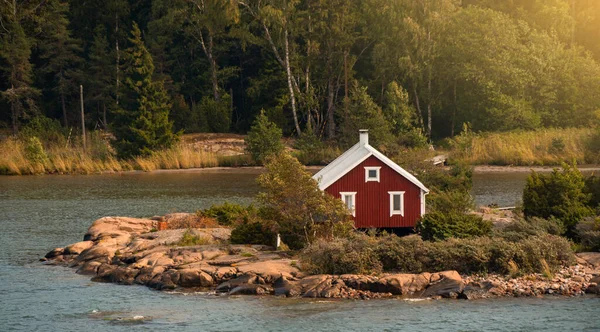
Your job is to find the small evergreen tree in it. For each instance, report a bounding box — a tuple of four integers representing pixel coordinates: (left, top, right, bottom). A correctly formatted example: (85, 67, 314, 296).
(337, 82, 393, 150)
(112, 23, 180, 158)
(245, 110, 284, 164)
(87, 24, 115, 128)
(383, 81, 427, 148)
(523, 163, 593, 236)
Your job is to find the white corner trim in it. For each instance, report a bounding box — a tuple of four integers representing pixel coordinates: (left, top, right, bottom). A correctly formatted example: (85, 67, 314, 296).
(340, 192, 357, 217)
(420, 190, 428, 216)
(388, 191, 405, 217)
(364, 166, 381, 182)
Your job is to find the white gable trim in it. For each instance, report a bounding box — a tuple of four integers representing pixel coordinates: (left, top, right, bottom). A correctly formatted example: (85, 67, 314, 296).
(313, 142, 429, 193)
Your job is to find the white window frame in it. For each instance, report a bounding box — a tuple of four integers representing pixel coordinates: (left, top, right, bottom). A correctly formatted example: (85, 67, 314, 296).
(340, 192, 357, 217)
(364, 166, 381, 183)
(388, 191, 405, 217)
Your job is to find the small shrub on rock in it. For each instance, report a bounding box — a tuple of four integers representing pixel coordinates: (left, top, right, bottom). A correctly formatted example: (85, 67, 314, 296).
(300, 236, 382, 275)
(417, 212, 492, 241)
(201, 202, 249, 226)
(576, 217, 600, 251)
(230, 219, 277, 246)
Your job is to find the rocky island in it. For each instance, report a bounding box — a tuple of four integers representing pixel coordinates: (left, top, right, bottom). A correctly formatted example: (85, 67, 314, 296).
(43, 214, 600, 300)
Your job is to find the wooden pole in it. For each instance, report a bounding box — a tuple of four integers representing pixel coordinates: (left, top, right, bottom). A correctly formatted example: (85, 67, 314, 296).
(80, 85, 86, 151)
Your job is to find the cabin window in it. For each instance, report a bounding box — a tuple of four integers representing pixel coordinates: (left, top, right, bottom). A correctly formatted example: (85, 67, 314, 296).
(340, 192, 357, 217)
(388, 191, 405, 217)
(364, 167, 381, 182)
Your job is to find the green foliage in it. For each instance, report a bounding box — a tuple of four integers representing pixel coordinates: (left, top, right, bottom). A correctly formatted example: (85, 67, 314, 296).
(584, 175, 600, 211)
(257, 152, 352, 249)
(417, 212, 492, 241)
(112, 23, 180, 158)
(245, 110, 284, 164)
(575, 217, 600, 252)
(300, 236, 383, 275)
(427, 189, 474, 215)
(523, 164, 594, 235)
(198, 95, 232, 133)
(301, 232, 574, 275)
(584, 129, 600, 164)
(337, 82, 393, 151)
(496, 217, 565, 242)
(230, 220, 277, 247)
(176, 229, 212, 246)
(19, 116, 66, 145)
(383, 82, 427, 148)
(201, 202, 248, 226)
(24, 137, 48, 164)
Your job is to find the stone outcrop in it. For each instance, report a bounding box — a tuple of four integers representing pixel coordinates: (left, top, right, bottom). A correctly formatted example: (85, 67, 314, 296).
(42, 216, 600, 300)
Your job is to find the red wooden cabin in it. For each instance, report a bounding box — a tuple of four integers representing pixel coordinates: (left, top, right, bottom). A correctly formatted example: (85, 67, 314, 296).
(313, 130, 429, 229)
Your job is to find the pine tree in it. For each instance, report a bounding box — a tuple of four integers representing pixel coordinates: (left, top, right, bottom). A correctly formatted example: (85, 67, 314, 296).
(87, 24, 115, 128)
(36, 0, 84, 127)
(112, 23, 180, 158)
(0, 5, 39, 134)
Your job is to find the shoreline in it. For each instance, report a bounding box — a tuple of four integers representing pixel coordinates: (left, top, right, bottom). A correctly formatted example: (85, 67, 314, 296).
(42, 215, 600, 301)
(5, 164, 600, 177)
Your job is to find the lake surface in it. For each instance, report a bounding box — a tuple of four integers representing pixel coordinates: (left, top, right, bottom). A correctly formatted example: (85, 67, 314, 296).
(1, 169, 599, 331)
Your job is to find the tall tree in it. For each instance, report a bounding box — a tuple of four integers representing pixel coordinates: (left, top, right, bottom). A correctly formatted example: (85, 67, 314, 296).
(87, 25, 115, 128)
(0, 1, 39, 134)
(36, 0, 83, 127)
(112, 23, 180, 157)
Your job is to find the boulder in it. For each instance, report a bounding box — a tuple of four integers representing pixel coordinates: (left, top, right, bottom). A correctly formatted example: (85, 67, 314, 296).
(178, 269, 214, 288)
(590, 276, 600, 284)
(216, 274, 259, 293)
(64, 241, 95, 255)
(459, 283, 492, 300)
(76, 245, 117, 264)
(576, 252, 600, 269)
(585, 285, 600, 295)
(76, 261, 103, 275)
(147, 269, 180, 290)
(421, 271, 464, 298)
(45, 248, 64, 259)
(236, 259, 301, 282)
(229, 284, 272, 296)
(134, 266, 166, 285)
(339, 274, 377, 291)
(84, 216, 155, 242)
(273, 276, 300, 297)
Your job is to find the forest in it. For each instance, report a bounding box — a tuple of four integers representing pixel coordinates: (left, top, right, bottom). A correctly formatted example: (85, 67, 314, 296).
(1, 0, 600, 158)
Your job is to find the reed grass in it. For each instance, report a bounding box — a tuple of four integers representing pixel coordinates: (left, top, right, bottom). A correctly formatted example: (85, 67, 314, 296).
(453, 128, 595, 166)
(0, 135, 229, 175)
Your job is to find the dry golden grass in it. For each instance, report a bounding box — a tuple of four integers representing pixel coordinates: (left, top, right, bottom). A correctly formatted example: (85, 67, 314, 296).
(0, 137, 224, 175)
(455, 128, 594, 166)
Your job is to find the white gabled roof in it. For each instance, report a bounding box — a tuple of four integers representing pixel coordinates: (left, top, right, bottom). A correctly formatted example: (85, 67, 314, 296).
(312, 134, 429, 193)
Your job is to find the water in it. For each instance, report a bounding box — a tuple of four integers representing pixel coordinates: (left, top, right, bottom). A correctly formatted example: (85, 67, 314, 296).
(1, 170, 599, 331)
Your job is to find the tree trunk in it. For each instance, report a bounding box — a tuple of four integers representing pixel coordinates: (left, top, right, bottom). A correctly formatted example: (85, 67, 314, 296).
(61, 92, 68, 127)
(115, 14, 120, 106)
(426, 78, 432, 139)
(207, 32, 220, 101)
(11, 96, 18, 135)
(103, 102, 108, 129)
(412, 86, 424, 131)
(451, 82, 457, 137)
(284, 28, 301, 135)
(326, 77, 335, 138)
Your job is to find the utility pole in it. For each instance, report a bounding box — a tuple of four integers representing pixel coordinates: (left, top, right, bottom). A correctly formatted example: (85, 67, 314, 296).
(80, 85, 86, 151)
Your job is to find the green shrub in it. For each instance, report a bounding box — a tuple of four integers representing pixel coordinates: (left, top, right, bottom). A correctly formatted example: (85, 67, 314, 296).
(300, 236, 382, 275)
(584, 175, 600, 211)
(198, 94, 232, 133)
(427, 189, 474, 214)
(375, 234, 428, 272)
(25, 137, 48, 164)
(584, 129, 600, 164)
(417, 212, 493, 241)
(176, 229, 213, 246)
(201, 202, 249, 226)
(496, 217, 565, 241)
(20, 116, 67, 145)
(523, 163, 593, 236)
(230, 220, 277, 246)
(576, 217, 600, 251)
(245, 110, 284, 164)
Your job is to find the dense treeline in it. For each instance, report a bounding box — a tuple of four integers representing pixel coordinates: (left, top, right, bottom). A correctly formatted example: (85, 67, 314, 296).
(2, 0, 600, 144)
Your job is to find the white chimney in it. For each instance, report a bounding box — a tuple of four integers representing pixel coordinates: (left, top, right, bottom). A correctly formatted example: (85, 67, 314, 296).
(359, 129, 369, 145)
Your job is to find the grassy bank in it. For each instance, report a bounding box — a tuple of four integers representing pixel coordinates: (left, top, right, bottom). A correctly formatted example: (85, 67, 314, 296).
(0, 135, 255, 175)
(451, 127, 596, 166)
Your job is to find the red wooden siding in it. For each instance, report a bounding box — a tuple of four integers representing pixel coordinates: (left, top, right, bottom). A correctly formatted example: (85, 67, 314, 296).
(324, 155, 422, 228)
